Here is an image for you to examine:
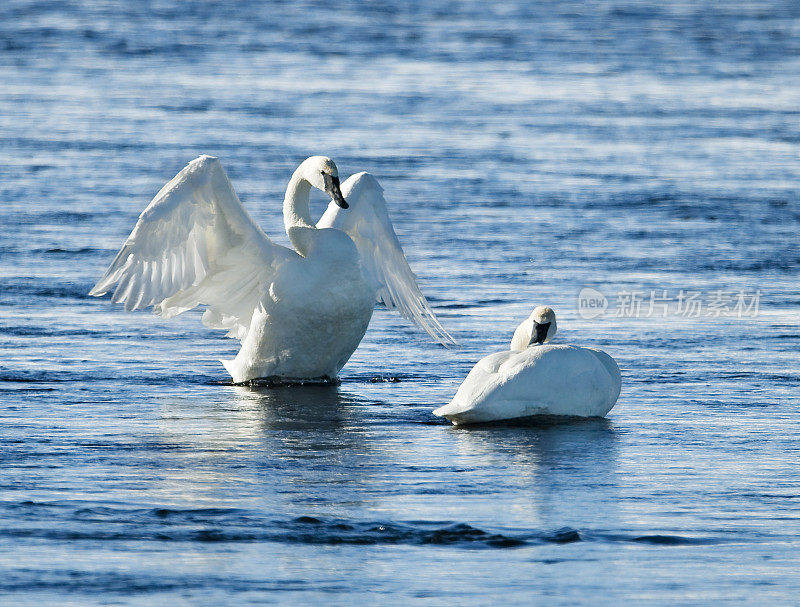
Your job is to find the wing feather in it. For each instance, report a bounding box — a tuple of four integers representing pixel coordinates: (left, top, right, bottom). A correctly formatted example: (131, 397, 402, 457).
(317, 172, 456, 347)
(90, 155, 295, 340)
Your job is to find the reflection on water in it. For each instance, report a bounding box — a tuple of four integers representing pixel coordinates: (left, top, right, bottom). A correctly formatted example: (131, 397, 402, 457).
(450, 419, 620, 528)
(232, 384, 370, 462)
(151, 385, 373, 510)
(156, 384, 364, 447)
(231, 384, 354, 432)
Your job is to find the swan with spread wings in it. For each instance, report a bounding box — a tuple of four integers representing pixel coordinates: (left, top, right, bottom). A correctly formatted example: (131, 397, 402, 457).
(90, 155, 455, 383)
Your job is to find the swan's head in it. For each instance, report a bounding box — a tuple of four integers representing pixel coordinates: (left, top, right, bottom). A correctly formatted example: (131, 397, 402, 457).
(527, 305, 557, 346)
(301, 156, 348, 209)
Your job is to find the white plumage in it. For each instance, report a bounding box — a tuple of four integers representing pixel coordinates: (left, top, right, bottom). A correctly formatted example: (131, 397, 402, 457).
(434, 307, 620, 425)
(90, 155, 455, 383)
(317, 172, 453, 344)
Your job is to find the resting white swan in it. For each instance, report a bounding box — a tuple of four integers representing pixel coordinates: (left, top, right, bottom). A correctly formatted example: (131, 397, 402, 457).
(433, 306, 620, 425)
(90, 155, 455, 383)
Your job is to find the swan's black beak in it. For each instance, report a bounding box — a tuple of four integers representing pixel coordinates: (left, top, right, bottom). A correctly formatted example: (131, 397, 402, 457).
(323, 174, 348, 209)
(530, 321, 551, 345)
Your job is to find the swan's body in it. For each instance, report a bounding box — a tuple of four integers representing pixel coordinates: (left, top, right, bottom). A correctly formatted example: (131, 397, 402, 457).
(434, 307, 620, 425)
(221, 226, 374, 382)
(90, 156, 454, 383)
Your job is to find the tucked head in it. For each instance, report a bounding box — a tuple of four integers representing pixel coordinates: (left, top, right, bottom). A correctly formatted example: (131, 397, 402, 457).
(509, 305, 558, 351)
(301, 156, 348, 209)
(528, 305, 557, 346)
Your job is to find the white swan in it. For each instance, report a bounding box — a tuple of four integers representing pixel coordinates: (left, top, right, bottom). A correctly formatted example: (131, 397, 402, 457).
(433, 306, 620, 425)
(90, 155, 455, 383)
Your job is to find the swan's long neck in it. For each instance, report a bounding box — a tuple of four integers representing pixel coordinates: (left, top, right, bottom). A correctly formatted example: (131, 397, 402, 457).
(283, 169, 315, 255)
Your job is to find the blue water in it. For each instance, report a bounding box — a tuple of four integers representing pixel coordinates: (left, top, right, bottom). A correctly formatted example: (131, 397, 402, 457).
(2, 0, 799, 604)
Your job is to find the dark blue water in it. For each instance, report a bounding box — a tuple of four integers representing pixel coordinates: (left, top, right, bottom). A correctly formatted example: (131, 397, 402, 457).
(2, 0, 799, 604)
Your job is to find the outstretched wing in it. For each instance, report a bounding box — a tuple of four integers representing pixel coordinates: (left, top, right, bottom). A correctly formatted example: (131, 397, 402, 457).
(90, 155, 296, 340)
(316, 172, 456, 347)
